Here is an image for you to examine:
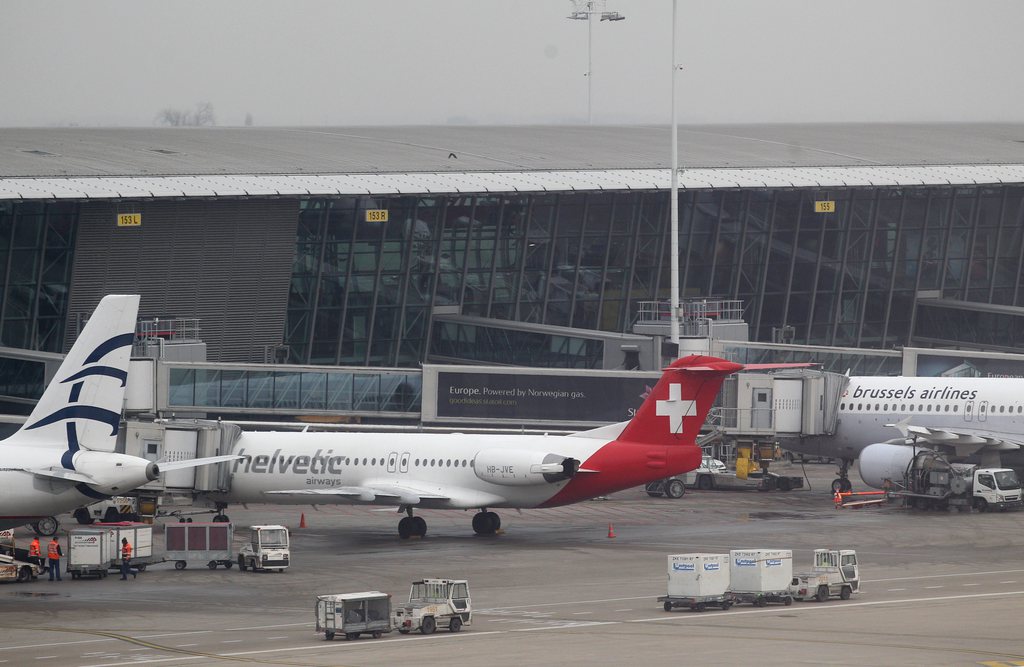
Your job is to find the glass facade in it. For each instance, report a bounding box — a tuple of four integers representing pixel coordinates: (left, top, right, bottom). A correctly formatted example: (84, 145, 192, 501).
(167, 365, 422, 414)
(286, 185, 1024, 367)
(2, 184, 1023, 368)
(0, 201, 78, 352)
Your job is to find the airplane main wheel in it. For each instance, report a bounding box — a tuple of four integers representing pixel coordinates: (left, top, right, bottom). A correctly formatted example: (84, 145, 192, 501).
(32, 517, 59, 536)
(665, 479, 685, 499)
(412, 516, 427, 537)
(398, 516, 413, 539)
(473, 511, 500, 535)
(213, 514, 230, 523)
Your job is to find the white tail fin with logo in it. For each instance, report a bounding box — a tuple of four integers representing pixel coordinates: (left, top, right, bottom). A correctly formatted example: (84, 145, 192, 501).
(4, 295, 139, 453)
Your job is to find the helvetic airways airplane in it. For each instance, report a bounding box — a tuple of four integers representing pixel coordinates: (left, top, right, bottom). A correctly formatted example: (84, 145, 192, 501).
(0, 295, 237, 533)
(207, 356, 807, 538)
(781, 375, 1024, 493)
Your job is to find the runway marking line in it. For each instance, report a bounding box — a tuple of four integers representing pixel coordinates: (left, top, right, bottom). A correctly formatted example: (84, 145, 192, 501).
(74, 591, 1024, 667)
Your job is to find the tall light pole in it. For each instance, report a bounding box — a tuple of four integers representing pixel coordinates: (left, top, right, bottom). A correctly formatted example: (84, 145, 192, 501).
(567, 1, 625, 125)
(669, 0, 681, 347)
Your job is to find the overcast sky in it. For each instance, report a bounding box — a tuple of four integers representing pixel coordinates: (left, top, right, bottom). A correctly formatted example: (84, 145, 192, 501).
(3, 0, 1022, 128)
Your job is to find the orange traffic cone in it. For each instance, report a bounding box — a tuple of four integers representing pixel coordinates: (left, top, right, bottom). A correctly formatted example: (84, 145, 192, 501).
(299, 512, 307, 529)
(607, 522, 616, 539)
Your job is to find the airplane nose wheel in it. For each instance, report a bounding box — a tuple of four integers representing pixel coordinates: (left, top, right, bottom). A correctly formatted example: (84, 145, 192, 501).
(472, 510, 500, 535)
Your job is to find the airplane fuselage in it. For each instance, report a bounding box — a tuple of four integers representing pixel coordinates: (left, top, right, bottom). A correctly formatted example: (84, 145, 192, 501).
(783, 376, 1024, 466)
(211, 429, 700, 510)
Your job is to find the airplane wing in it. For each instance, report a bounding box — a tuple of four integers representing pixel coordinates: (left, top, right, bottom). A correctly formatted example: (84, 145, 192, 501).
(888, 421, 1023, 458)
(158, 454, 244, 471)
(264, 483, 448, 504)
(21, 467, 99, 485)
(264, 480, 504, 509)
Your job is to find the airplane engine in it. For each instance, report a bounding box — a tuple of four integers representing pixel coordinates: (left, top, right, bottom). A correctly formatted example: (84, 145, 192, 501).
(473, 449, 580, 486)
(858, 443, 929, 489)
(73, 451, 160, 496)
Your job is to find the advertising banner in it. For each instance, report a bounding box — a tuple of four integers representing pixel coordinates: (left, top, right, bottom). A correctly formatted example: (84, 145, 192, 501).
(431, 369, 659, 425)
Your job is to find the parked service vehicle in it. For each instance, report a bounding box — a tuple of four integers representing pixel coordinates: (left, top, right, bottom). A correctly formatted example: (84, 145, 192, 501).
(393, 578, 472, 634)
(237, 525, 290, 572)
(166, 522, 234, 570)
(789, 549, 860, 602)
(888, 451, 1023, 512)
(659, 553, 733, 612)
(645, 457, 724, 498)
(316, 592, 393, 640)
(73, 497, 140, 524)
(0, 530, 45, 583)
(727, 549, 793, 606)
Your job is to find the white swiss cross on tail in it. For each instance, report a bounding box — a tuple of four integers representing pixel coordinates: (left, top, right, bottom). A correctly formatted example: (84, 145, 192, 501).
(655, 383, 696, 434)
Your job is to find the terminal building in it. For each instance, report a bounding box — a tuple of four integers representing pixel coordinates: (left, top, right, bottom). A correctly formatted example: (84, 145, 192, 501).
(3, 123, 1024, 428)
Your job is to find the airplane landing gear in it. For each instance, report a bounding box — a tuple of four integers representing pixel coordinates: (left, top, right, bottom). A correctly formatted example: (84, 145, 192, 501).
(213, 504, 230, 523)
(398, 506, 427, 539)
(32, 516, 59, 536)
(472, 510, 500, 535)
(831, 459, 853, 494)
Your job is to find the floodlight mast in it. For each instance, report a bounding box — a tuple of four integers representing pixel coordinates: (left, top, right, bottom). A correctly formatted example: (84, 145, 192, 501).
(669, 0, 680, 347)
(567, 1, 626, 125)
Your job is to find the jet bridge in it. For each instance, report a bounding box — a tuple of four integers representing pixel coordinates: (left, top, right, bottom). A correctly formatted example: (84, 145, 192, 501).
(114, 419, 242, 518)
(717, 369, 849, 439)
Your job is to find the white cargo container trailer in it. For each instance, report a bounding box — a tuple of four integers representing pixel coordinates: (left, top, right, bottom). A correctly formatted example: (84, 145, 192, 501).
(67, 528, 117, 579)
(94, 522, 156, 570)
(659, 553, 733, 612)
(728, 549, 794, 606)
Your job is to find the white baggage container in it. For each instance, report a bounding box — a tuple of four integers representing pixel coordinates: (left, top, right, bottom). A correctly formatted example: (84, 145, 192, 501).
(67, 528, 117, 579)
(667, 553, 730, 597)
(729, 549, 793, 592)
(95, 522, 154, 562)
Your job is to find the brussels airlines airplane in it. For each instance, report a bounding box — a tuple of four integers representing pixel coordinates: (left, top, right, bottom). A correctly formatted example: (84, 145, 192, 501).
(781, 375, 1024, 492)
(207, 356, 806, 538)
(0, 295, 237, 534)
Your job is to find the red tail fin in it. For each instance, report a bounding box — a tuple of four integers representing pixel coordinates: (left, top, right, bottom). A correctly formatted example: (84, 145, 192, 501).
(616, 355, 742, 446)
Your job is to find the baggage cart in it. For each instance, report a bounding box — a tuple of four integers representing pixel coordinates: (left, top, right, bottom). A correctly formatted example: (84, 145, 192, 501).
(94, 522, 158, 571)
(67, 528, 116, 579)
(165, 522, 234, 570)
(316, 592, 393, 640)
(660, 553, 733, 612)
(728, 549, 794, 606)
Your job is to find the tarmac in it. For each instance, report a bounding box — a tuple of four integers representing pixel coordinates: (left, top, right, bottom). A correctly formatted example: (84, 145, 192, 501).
(1, 461, 1023, 667)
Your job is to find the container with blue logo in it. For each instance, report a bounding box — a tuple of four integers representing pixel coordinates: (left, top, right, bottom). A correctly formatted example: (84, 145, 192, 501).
(666, 553, 730, 597)
(727, 549, 794, 606)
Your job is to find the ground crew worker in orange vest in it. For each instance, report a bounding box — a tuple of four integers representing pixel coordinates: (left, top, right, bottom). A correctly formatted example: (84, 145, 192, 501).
(28, 537, 41, 566)
(120, 537, 136, 580)
(47, 537, 62, 581)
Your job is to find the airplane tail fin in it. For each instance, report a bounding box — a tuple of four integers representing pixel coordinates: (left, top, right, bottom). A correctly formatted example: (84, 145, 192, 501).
(4, 295, 140, 452)
(616, 355, 813, 447)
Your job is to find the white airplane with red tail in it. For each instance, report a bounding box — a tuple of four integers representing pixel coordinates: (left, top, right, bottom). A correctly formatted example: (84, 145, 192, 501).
(208, 356, 807, 538)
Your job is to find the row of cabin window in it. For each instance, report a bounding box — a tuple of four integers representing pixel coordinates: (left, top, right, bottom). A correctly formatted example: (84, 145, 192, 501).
(344, 457, 472, 468)
(840, 403, 1023, 414)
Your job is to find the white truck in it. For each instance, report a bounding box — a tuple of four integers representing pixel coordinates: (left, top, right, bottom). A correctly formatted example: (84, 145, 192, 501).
(393, 578, 472, 634)
(891, 451, 1023, 512)
(73, 497, 140, 524)
(237, 525, 290, 572)
(789, 549, 860, 602)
